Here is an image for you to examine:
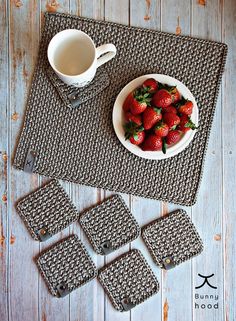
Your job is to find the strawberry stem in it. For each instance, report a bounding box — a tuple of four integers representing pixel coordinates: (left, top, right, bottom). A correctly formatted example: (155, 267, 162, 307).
(162, 137, 167, 154)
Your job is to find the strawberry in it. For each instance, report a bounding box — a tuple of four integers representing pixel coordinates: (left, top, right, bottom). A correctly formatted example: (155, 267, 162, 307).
(163, 112, 180, 129)
(162, 105, 177, 114)
(143, 107, 162, 130)
(166, 130, 181, 145)
(129, 131, 145, 145)
(152, 89, 172, 108)
(142, 78, 158, 93)
(125, 112, 142, 126)
(130, 88, 151, 115)
(178, 114, 197, 133)
(172, 88, 181, 103)
(123, 92, 133, 112)
(154, 122, 169, 137)
(124, 122, 145, 145)
(141, 134, 162, 151)
(178, 100, 193, 116)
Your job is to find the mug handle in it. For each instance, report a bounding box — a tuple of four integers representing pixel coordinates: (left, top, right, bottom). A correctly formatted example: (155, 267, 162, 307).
(96, 44, 117, 68)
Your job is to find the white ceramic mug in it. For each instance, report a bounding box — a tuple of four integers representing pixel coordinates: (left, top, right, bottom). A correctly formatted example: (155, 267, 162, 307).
(47, 29, 117, 87)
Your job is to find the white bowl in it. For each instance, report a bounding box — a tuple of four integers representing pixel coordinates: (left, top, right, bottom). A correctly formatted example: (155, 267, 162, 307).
(112, 74, 198, 160)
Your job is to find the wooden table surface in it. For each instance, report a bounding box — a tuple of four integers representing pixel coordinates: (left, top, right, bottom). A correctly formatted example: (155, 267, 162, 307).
(0, 1, 235, 321)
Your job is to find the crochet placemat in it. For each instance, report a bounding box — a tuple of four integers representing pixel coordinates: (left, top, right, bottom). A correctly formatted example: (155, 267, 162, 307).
(142, 209, 204, 269)
(13, 12, 227, 206)
(36, 235, 97, 297)
(16, 179, 79, 241)
(79, 194, 140, 255)
(98, 249, 159, 311)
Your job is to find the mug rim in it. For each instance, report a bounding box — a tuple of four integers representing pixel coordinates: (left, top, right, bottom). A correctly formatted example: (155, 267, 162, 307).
(47, 28, 96, 78)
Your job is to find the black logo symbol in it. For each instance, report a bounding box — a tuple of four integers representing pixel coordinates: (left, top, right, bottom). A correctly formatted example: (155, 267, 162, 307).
(195, 274, 217, 289)
(26, 160, 32, 167)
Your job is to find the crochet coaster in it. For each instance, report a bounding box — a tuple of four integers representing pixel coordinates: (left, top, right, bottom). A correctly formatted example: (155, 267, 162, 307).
(16, 179, 79, 241)
(142, 209, 204, 269)
(98, 249, 159, 311)
(47, 67, 110, 108)
(14, 12, 227, 206)
(79, 194, 140, 255)
(36, 235, 97, 297)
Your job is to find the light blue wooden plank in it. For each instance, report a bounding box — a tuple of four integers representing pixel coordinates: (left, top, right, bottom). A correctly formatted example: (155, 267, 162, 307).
(38, 180, 71, 321)
(103, 192, 131, 321)
(105, 0, 128, 24)
(130, 0, 161, 29)
(129, 2, 162, 321)
(222, 1, 236, 320)
(69, 185, 104, 321)
(131, 197, 163, 321)
(37, 2, 71, 321)
(7, 1, 41, 321)
(158, 1, 193, 321)
(0, 1, 9, 321)
(103, 2, 132, 321)
(191, 1, 224, 321)
(161, 0, 191, 35)
(68, 2, 105, 321)
(74, 0, 104, 19)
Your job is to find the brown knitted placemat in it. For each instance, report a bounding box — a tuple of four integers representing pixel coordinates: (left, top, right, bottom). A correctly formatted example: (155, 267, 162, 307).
(13, 12, 227, 206)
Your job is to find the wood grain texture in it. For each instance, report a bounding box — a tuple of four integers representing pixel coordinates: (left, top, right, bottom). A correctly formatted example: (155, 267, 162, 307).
(103, 3, 131, 321)
(0, 1, 9, 321)
(191, 1, 224, 321)
(69, 1, 105, 321)
(0, 0, 235, 320)
(160, 2, 193, 321)
(38, 1, 71, 320)
(129, 2, 163, 321)
(222, 1, 236, 321)
(7, 1, 41, 321)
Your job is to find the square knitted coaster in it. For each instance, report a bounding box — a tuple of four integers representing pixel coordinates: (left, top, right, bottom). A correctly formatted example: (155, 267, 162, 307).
(98, 249, 159, 311)
(36, 235, 97, 297)
(47, 67, 110, 108)
(79, 194, 140, 255)
(142, 209, 204, 269)
(16, 179, 79, 241)
(13, 12, 227, 206)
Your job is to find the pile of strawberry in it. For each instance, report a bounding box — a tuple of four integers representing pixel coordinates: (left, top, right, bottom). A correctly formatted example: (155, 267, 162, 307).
(123, 78, 197, 153)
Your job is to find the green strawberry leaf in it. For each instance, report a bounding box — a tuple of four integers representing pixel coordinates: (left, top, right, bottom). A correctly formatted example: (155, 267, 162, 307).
(157, 83, 175, 91)
(162, 137, 167, 154)
(168, 86, 177, 92)
(157, 83, 166, 90)
(137, 126, 144, 132)
(143, 86, 151, 93)
(124, 122, 144, 140)
(174, 96, 188, 108)
(185, 118, 198, 130)
(155, 121, 164, 130)
(154, 107, 162, 114)
(133, 133, 139, 141)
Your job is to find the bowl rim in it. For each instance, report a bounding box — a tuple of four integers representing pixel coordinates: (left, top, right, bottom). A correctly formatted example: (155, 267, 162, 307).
(112, 74, 198, 160)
